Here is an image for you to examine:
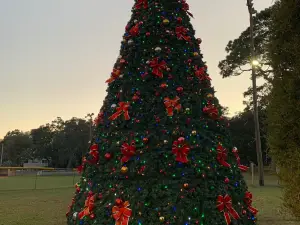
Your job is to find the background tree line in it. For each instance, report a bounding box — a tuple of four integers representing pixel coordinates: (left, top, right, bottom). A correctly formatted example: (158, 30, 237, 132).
(0, 116, 93, 168)
(0, 110, 268, 168)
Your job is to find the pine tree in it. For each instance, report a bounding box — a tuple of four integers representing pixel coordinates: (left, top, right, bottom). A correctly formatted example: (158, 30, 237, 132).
(66, 1, 258, 224)
(267, 0, 300, 218)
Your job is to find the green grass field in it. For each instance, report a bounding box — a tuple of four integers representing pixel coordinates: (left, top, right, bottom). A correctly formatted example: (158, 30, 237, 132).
(0, 174, 298, 225)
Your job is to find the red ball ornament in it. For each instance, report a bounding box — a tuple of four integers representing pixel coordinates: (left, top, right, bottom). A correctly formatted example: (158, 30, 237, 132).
(177, 17, 183, 23)
(142, 137, 149, 143)
(242, 210, 247, 215)
(115, 198, 122, 205)
(132, 94, 140, 101)
(105, 153, 112, 160)
(146, 32, 150, 36)
(178, 137, 185, 142)
(89, 213, 95, 219)
(160, 83, 168, 89)
(224, 177, 230, 183)
(168, 74, 173, 79)
(176, 86, 183, 93)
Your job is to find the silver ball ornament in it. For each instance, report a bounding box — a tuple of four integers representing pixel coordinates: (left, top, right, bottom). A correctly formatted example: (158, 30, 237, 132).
(155, 47, 162, 52)
(111, 104, 117, 108)
(128, 39, 134, 45)
(72, 212, 78, 220)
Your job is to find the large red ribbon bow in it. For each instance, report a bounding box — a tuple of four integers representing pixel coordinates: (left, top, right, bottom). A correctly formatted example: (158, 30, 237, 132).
(244, 192, 258, 215)
(176, 26, 191, 41)
(121, 141, 136, 163)
(149, 57, 167, 78)
(216, 144, 231, 168)
(78, 194, 96, 219)
(135, 0, 148, 9)
(182, 0, 194, 18)
(129, 23, 139, 36)
(109, 102, 130, 121)
(164, 96, 181, 116)
(203, 103, 219, 119)
(232, 147, 249, 172)
(112, 199, 132, 225)
(106, 68, 121, 83)
(217, 194, 240, 225)
(88, 144, 99, 164)
(195, 66, 211, 81)
(172, 137, 190, 163)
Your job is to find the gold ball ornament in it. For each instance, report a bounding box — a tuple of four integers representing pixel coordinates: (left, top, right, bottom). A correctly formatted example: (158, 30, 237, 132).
(163, 19, 169, 25)
(183, 183, 189, 189)
(207, 93, 214, 98)
(120, 166, 128, 174)
(193, 52, 199, 56)
(159, 216, 165, 222)
(191, 130, 197, 135)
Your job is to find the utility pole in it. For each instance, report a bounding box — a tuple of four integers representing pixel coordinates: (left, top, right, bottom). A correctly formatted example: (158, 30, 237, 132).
(85, 113, 94, 157)
(247, 0, 264, 186)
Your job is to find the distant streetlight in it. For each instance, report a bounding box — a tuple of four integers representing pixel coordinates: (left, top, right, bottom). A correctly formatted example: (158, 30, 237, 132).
(252, 59, 260, 66)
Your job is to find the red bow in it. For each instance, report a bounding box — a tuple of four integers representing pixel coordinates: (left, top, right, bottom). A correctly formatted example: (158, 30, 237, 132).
(216, 144, 231, 168)
(172, 137, 190, 163)
(244, 192, 258, 215)
(109, 102, 130, 121)
(121, 141, 136, 163)
(232, 147, 249, 172)
(182, 0, 194, 17)
(195, 66, 211, 81)
(78, 195, 96, 219)
(149, 58, 167, 78)
(77, 164, 83, 174)
(89, 144, 99, 164)
(176, 26, 191, 41)
(129, 23, 139, 36)
(217, 194, 240, 225)
(112, 200, 132, 225)
(106, 68, 121, 83)
(94, 111, 104, 125)
(164, 96, 181, 116)
(203, 104, 219, 119)
(135, 0, 148, 9)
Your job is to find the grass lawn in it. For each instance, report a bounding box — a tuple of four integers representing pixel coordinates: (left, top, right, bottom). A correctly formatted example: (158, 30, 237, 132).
(0, 175, 298, 225)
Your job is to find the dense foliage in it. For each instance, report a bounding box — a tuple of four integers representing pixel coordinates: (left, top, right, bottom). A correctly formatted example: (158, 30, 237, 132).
(1, 117, 92, 168)
(229, 109, 268, 166)
(67, 1, 258, 225)
(267, 0, 300, 218)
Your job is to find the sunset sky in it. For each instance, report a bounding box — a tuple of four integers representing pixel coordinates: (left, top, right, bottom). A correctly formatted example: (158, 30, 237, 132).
(0, 0, 273, 138)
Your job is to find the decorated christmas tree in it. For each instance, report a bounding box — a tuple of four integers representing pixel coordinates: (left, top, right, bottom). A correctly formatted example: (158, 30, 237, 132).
(66, 1, 258, 224)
